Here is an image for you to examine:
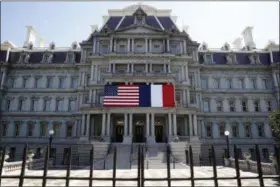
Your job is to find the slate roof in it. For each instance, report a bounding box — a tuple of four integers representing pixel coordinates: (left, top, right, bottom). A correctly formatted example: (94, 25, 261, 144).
(198, 51, 279, 65)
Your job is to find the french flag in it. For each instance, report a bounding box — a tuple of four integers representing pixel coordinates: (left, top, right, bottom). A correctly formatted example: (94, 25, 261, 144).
(103, 84, 175, 107)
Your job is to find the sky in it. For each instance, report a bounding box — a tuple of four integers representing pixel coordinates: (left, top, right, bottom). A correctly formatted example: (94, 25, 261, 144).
(1, 1, 279, 49)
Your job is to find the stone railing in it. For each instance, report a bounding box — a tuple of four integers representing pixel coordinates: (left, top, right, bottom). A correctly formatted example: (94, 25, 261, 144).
(228, 158, 278, 175)
(2, 157, 54, 172)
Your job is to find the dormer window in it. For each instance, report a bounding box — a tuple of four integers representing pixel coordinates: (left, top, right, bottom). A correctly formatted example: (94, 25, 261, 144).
(249, 53, 260, 64)
(66, 52, 75, 63)
(226, 53, 235, 64)
(134, 8, 146, 25)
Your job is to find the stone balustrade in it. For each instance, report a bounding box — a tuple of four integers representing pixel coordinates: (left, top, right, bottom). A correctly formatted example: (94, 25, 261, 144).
(229, 158, 278, 175)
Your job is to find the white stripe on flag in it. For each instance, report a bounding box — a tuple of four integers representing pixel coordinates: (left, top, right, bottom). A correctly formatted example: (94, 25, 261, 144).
(151, 85, 163, 107)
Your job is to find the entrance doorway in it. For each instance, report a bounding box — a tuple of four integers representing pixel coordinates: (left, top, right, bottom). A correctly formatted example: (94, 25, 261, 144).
(115, 125, 124, 142)
(155, 125, 163, 142)
(134, 126, 144, 142)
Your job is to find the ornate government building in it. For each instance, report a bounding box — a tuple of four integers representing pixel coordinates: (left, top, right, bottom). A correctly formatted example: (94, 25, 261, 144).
(0, 4, 279, 164)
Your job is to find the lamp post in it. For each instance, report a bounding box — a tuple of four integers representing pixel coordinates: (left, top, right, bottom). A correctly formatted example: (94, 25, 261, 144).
(48, 129, 54, 157)
(224, 130, 230, 159)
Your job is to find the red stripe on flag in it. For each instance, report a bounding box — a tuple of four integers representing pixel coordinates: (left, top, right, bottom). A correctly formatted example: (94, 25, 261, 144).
(162, 84, 175, 107)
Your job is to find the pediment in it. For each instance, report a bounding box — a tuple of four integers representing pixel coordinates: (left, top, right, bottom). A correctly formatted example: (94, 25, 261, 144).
(116, 25, 164, 34)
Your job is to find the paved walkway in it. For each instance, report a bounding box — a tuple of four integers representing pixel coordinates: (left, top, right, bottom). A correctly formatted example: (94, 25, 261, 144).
(1, 167, 279, 186)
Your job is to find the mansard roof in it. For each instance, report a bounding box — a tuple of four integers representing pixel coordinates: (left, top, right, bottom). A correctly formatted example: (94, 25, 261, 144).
(198, 51, 280, 65)
(0, 50, 7, 62)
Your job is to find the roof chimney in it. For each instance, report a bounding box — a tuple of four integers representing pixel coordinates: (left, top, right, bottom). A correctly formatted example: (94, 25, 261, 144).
(91, 25, 98, 33)
(232, 37, 243, 49)
(23, 26, 36, 47)
(241, 26, 256, 49)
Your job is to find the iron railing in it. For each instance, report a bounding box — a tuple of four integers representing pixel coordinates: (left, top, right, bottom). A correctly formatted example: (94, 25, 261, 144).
(0, 143, 279, 187)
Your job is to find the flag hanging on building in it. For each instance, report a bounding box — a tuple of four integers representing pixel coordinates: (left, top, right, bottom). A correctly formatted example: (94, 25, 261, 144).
(103, 84, 175, 107)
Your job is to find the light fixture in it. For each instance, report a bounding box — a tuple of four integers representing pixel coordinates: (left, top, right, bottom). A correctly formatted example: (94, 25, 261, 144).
(49, 129, 54, 135)
(224, 130, 230, 136)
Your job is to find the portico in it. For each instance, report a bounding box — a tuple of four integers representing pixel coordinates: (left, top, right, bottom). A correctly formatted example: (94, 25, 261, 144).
(80, 112, 199, 144)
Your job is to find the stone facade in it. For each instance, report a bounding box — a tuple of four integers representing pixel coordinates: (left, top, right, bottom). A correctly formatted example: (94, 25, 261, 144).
(0, 4, 279, 162)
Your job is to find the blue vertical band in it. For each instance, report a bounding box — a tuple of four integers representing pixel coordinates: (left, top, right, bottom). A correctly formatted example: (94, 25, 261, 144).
(139, 85, 151, 107)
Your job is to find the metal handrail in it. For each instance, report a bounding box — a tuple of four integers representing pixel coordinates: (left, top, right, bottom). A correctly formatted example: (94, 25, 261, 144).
(103, 143, 112, 169)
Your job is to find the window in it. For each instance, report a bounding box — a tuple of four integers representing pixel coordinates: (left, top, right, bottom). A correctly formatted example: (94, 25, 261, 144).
(66, 123, 73, 137)
(262, 79, 268, 89)
(190, 93, 196, 104)
(249, 148, 256, 161)
(206, 124, 212, 137)
(136, 45, 142, 48)
(56, 99, 64, 111)
(242, 100, 247, 112)
(175, 92, 181, 105)
(205, 54, 212, 64)
(10, 77, 16, 88)
(6, 100, 11, 111)
(59, 77, 65, 88)
(232, 124, 238, 137)
(14, 122, 21, 136)
(213, 78, 220, 89)
(53, 122, 60, 137)
(69, 100, 76, 111)
(257, 124, 264, 137)
(46, 76, 54, 88)
(262, 148, 269, 161)
(229, 100, 235, 112)
(203, 100, 210, 112)
(30, 99, 39, 112)
(71, 77, 78, 88)
(27, 122, 34, 136)
(18, 99, 25, 111)
(22, 77, 28, 88)
(40, 122, 47, 136)
(238, 78, 245, 89)
(245, 124, 251, 137)
(250, 79, 257, 89)
(266, 101, 272, 112)
(1, 123, 8, 136)
(35, 76, 42, 88)
(226, 79, 233, 89)
(216, 100, 222, 112)
(254, 100, 260, 112)
(154, 45, 160, 48)
(120, 45, 125, 49)
(44, 99, 51, 112)
(219, 123, 225, 137)
(201, 78, 208, 89)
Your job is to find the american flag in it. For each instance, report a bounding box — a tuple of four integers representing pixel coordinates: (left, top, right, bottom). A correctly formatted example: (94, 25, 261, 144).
(103, 85, 139, 107)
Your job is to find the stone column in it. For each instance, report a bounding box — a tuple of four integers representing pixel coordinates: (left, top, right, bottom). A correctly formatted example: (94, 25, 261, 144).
(110, 37, 113, 52)
(131, 64, 134, 73)
(127, 38, 130, 53)
(264, 123, 272, 138)
(180, 42, 183, 54)
(183, 89, 187, 106)
(94, 65, 98, 82)
(145, 38, 148, 53)
(89, 89, 93, 103)
(193, 114, 197, 136)
(131, 38, 134, 53)
(112, 64, 116, 73)
(167, 38, 170, 52)
(146, 113, 150, 136)
(185, 66, 189, 82)
(90, 64, 94, 82)
(106, 113, 111, 136)
(108, 63, 112, 72)
(168, 63, 171, 73)
(201, 121, 206, 137)
(251, 122, 258, 138)
(101, 113, 106, 136)
(212, 122, 219, 138)
(127, 64, 130, 73)
(168, 113, 172, 136)
(81, 114, 85, 136)
(225, 123, 232, 138)
(149, 39, 152, 53)
(149, 63, 153, 73)
(113, 39, 117, 52)
(86, 114, 90, 137)
(238, 122, 245, 138)
(129, 113, 133, 136)
(163, 64, 167, 73)
(183, 40, 187, 54)
(181, 66, 184, 82)
(124, 113, 128, 136)
(189, 114, 193, 136)
(173, 114, 177, 136)
(151, 113, 155, 136)
(1, 71, 6, 87)
(145, 63, 148, 73)
(92, 90, 96, 104)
